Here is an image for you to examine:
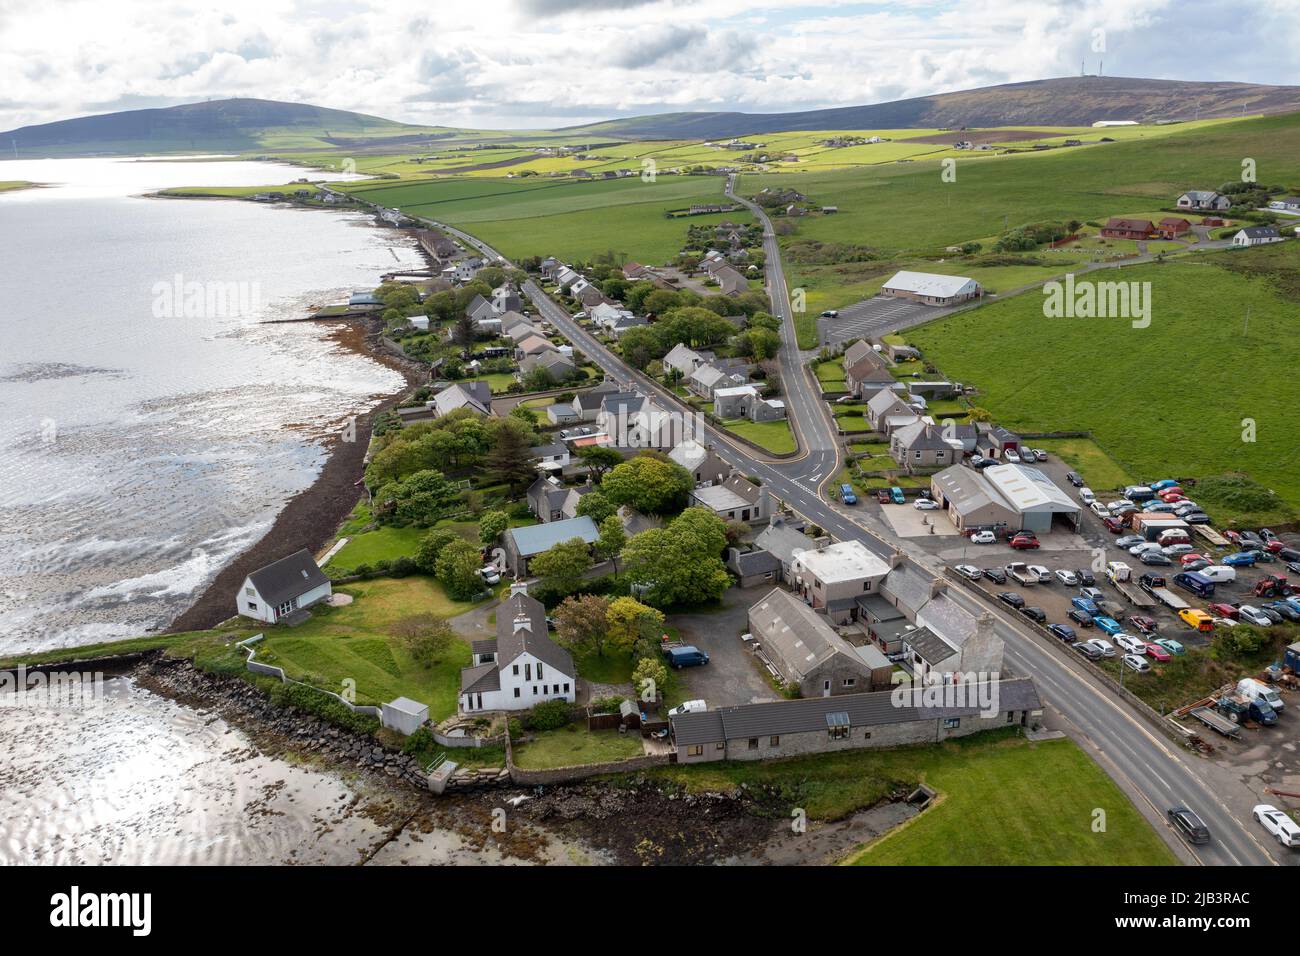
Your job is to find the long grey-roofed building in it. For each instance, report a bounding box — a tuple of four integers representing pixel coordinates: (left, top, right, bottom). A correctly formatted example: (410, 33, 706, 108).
(502, 515, 600, 575)
(670, 678, 1042, 763)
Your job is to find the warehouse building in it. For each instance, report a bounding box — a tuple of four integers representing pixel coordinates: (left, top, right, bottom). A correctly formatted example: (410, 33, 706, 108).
(931, 463, 1080, 533)
(880, 271, 982, 306)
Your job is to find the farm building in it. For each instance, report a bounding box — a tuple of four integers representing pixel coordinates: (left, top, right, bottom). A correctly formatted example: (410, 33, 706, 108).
(746, 588, 878, 697)
(879, 271, 981, 306)
(930, 463, 1080, 533)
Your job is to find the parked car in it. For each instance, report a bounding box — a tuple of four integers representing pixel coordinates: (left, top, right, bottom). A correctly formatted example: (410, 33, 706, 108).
(1075, 568, 1096, 586)
(1140, 552, 1173, 566)
(1009, 534, 1040, 550)
(479, 566, 502, 585)
(1167, 807, 1212, 846)
(820, 309, 839, 318)
(1086, 638, 1116, 658)
(667, 699, 707, 717)
(1162, 543, 1194, 557)
(1048, 624, 1076, 642)
(1068, 609, 1095, 628)
(972, 457, 996, 470)
(1222, 552, 1258, 567)
(1154, 638, 1185, 655)
(982, 567, 1007, 584)
(1106, 499, 1135, 513)
(1097, 599, 1126, 621)
(1079, 487, 1096, 504)
(876, 489, 891, 504)
(664, 646, 710, 668)
(997, 591, 1025, 609)
(1150, 479, 1180, 491)
(889, 486, 905, 505)
(1066, 471, 1084, 487)
(1179, 609, 1214, 632)
(1003, 448, 1021, 463)
(1079, 586, 1105, 602)
(1090, 502, 1110, 519)
(1102, 517, 1124, 533)
(970, 530, 997, 545)
(1116, 534, 1145, 549)
(1019, 606, 1047, 623)
(1129, 615, 1158, 634)
(1032, 448, 1049, 462)
(1181, 558, 1211, 572)
(1144, 643, 1171, 662)
(1266, 601, 1300, 623)
(1094, 616, 1122, 635)
(955, 564, 983, 581)
(1122, 654, 1151, 673)
(1129, 542, 1162, 556)
(1236, 605, 1272, 627)
(1183, 512, 1212, 525)
(1252, 805, 1300, 848)
(1073, 641, 1103, 660)
(1114, 634, 1146, 654)
(1207, 602, 1238, 619)
(1196, 565, 1236, 584)
(1071, 596, 1100, 615)
(913, 498, 939, 510)
(1179, 552, 1208, 566)
(1026, 564, 1051, 583)
(840, 483, 858, 505)
(1053, 569, 1079, 586)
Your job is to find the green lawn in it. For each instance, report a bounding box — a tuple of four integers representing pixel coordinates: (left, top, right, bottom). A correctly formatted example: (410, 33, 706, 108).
(722, 417, 797, 454)
(252, 576, 485, 718)
(512, 723, 645, 769)
(905, 245, 1300, 524)
(325, 524, 427, 573)
(1032, 437, 1134, 492)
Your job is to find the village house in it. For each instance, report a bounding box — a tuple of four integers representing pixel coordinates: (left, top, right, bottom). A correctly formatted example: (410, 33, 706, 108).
(687, 363, 746, 400)
(790, 540, 892, 624)
(866, 389, 921, 434)
(726, 547, 782, 588)
(572, 380, 621, 421)
(514, 333, 556, 361)
(491, 285, 523, 315)
(845, 355, 900, 398)
(520, 348, 576, 382)
(890, 420, 960, 472)
(1267, 195, 1300, 213)
(713, 384, 786, 422)
(668, 439, 733, 487)
(459, 586, 576, 713)
(1232, 225, 1282, 247)
(502, 516, 600, 576)
(690, 474, 771, 524)
(529, 441, 570, 473)
(433, 381, 492, 418)
(747, 588, 878, 697)
(1177, 190, 1231, 211)
(669, 678, 1042, 764)
(465, 294, 496, 325)
(880, 271, 981, 306)
(754, 516, 826, 583)
(1100, 217, 1155, 240)
(237, 549, 332, 625)
(527, 475, 569, 522)
(662, 343, 710, 380)
(1157, 216, 1192, 239)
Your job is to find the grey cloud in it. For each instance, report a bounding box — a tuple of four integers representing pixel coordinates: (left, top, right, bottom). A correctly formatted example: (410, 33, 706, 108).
(517, 0, 660, 15)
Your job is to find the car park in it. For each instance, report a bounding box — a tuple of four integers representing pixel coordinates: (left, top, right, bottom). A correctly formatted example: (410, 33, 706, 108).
(1048, 624, 1076, 642)
(997, 591, 1025, 609)
(1086, 638, 1116, 658)
(1114, 634, 1147, 654)
(1122, 654, 1151, 673)
(982, 567, 1007, 584)
(1094, 616, 1121, 635)
(1053, 569, 1079, 586)
(1068, 609, 1094, 627)
(955, 564, 983, 581)
(1252, 805, 1300, 848)
(1167, 807, 1212, 845)
(970, 530, 997, 544)
(1019, 606, 1047, 623)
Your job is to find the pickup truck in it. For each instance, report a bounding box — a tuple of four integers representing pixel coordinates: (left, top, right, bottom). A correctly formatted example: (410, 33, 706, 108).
(1106, 562, 1158, 608)
(1138, 573, 1190, 611)
(1005, 563, 1038, 586)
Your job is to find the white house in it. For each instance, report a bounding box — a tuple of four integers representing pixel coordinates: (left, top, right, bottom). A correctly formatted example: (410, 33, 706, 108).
(1232, 226, 1282, 247)
(237, 549, 332, 624)
(459, 586, 577, 712)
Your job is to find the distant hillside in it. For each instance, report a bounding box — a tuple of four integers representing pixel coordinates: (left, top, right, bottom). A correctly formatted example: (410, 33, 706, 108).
(567, 76, 1300, 139)
(0, 98, 447, 156)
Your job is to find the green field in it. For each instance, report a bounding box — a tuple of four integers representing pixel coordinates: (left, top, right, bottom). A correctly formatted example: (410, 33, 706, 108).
(721, 417, 797, 454)
(512, 724, 645, 769)
(905, 245, 1300, 522)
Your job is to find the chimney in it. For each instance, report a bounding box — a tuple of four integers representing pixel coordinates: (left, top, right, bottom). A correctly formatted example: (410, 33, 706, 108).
(930, 578, 948, 599)
(889, 549, 905, 569)
(976, 612, 995, 644)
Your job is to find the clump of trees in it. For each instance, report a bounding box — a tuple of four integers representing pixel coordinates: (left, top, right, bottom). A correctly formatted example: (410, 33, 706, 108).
(620, 507, 731, 608)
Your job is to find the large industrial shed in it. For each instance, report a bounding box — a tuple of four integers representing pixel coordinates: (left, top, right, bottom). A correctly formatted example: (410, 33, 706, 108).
(931, 464, 1080, 533)
(880, 271, 982, 306)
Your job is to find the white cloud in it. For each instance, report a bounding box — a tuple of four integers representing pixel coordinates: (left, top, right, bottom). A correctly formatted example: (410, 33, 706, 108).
(0, 0, 1296, 131)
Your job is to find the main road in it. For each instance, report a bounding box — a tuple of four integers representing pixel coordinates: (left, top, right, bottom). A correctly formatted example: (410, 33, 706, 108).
(427, 213, 1282, 867)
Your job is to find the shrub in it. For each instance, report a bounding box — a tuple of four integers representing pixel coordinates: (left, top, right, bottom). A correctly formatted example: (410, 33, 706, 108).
(528, 700, 573, 731)
(402, 725, 434, 754)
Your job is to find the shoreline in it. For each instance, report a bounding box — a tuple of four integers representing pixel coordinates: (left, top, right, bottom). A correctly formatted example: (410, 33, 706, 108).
(168, 316, 427, 633)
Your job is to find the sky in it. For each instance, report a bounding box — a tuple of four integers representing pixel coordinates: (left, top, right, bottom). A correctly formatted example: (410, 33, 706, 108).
(2, 0, 1298, 132)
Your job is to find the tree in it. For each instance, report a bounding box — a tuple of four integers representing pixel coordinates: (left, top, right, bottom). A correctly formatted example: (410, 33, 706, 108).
(437, 538, 484, 600)
(577, 445, 624, 483)
(643, 289, 683, 315)
(414, 527, 460, 574)
(620, 508, 732, 608)
(552, 593, 612, 657)
(452, 313, 476, 347)
(601, 455, 693, 515)
(668, 506, 728, 559)
(596, 514, 627, 571)
(478, 509, 510, 547)
(391, 469, 459, 526)
(606, 596, 664, 658)
(575, 490, 616, 525)
(391, 613, 456, 668)
(631, 657, 668, 704)
(529, 537, 593, 597)
(485, 417, 539, 491)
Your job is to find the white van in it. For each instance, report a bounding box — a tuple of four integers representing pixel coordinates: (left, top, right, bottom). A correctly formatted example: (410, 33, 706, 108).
(1198, 565, 1237, 584)
(667, 699, 708, 717)
(1236, 679, 1284, 712)
(1080, 487, 1095, 504)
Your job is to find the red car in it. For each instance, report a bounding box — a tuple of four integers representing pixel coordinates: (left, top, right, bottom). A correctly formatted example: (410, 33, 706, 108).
(1266, 540, 1284, 553)
(1144, 643, 1171, 662)
(1103, 516, 1124, 533)
(1180, 552, 1208, 566)
(1207, 602, 1239, 619)
(1009, 535, 1040, 550)
(1223, 530, 1243, 545)
(1129, 615, 1159, 634)
(1160, 492, 1186, 503)
(1158, 487, 1183, 499)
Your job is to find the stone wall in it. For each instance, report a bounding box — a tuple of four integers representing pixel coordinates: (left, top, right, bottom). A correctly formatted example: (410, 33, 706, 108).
(507, 753, 670, 786)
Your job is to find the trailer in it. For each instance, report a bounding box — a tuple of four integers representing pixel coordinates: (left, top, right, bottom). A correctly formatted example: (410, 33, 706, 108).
(1189, 706, 1241, 738)
(1193, 525, 1231, 548)
(1106, 562, 1158, 608)
(1139, 574, 1190, 611)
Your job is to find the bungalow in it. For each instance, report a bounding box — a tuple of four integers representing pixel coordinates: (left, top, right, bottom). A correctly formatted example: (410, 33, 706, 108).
(498, 311, 532, 335)
(237, 549, 332, 624)
(520, 349, 576, 381)
(1157, 217, 1192, 239)
(690, 474, 771, 524)
(747, 588, 876, 697)
(845, 356, 899, 398)
(502, 515, 600, 576)
(491, 286, 523, 315)
(507, 322, 541, 343)
(1233, 226, 1282, 247)
(1177, 190, 1231, 211)
(465, 294, 496, 324)
(575, 284, 608, 309)
(842, 340, 878, 370)
(460, 586, 576, 713)
(790, 540, 891, 624)
(866, 390, 917, 433)
(433, 381, 492, 418)
(515, 333, 556, 361)
(713, 384, 786, 422)
(1100, 218, 1155, 240)
(668, 679, 1042, 764)
(529, 442, 570, 472)
(589, 301, 632, 329)
(711, 265, 748, 296)
(1267, 196, 1300, 213)
(663, 343, 710, 380)
(880, 271, 981, 306)
(605, 314, 649, 338)
(890, 420, 960, 472)
(668, 439, 733, 487)
(687, 363, 745, 400)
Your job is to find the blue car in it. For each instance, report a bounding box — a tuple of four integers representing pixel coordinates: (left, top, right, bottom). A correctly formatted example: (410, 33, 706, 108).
(1222, 552, 1258, 567)
(1142, 502, 1176, 513)
(1094, 616, 1122, 635)
(839, 483, 857, 505)
(1048, 624, 1076, 642)
(1150, 479, 1179, 491)
(1071, 596, 1100, 615)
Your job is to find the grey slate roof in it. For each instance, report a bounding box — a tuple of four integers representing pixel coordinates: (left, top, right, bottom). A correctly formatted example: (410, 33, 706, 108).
(905, 626, 958, 665)
(671, 679, 1041, 743)
(247, 549, 330, 607)
(471, 639, 498, 657)
(496, 591, 574, 675)
(730, 549, 781, 577)
(461, 662, 501, 694)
